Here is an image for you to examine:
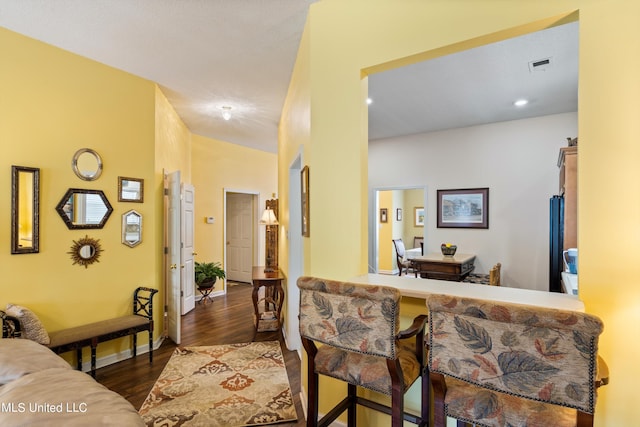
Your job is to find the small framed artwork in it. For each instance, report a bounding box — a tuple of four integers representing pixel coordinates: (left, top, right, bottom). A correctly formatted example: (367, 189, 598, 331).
(437, 187, 489, 229)
(380, 208, 388, 223)
(118, 177, 144, 203)
(396, 208, 402, 221)
(301, 166, 310, 237)
(414, 207, 425, 227)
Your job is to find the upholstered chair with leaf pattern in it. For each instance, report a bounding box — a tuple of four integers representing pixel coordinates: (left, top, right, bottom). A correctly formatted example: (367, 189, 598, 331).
(427, 294, 608, 427)
(297, 276, 428, 427)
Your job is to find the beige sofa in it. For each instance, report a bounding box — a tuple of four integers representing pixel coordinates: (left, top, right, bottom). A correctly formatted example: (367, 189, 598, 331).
(0, 339, 144, 426)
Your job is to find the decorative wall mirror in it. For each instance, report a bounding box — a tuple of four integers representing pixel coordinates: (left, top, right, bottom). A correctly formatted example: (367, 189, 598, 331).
(122, 209, 142, 248)
(72, 148, 103, 181)
(68, 235, 103, 268)
(118, 177, 144, 203)
(11, 166, 40, 254)
(55, 188, 113, 229)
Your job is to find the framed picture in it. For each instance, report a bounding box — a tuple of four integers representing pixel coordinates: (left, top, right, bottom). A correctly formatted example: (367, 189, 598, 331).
(437, 187, 489, 229)
(380, 208, 388, 223)
(301, 166, 310, 237)
(396, 208, 402, 221)
(118, 177, 144, 203)
(414, 207, 425, 227)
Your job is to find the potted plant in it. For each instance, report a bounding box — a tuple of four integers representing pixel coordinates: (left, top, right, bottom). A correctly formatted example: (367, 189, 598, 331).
(194, 261, 226, 288)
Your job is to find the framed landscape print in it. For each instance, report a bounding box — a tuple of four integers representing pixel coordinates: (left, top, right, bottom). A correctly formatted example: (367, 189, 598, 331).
(414, 207, 425, 227)
(437, 187, 489, 229)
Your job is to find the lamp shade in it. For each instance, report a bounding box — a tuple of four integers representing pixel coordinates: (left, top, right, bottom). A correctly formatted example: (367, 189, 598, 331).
(260, 208, 278, 225)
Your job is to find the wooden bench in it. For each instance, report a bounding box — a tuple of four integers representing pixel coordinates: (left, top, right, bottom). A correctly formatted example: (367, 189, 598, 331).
(2, 287, 158, 378)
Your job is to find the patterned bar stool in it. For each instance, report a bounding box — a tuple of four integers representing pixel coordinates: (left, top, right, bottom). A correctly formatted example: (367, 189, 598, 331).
(298, 276, 429, 427)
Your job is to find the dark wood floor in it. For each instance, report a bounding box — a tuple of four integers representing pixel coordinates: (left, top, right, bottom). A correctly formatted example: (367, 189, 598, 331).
(96, 282, 305, 426)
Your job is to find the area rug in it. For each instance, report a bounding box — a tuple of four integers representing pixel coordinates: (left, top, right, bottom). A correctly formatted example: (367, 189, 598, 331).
(139, 341, 297, 427)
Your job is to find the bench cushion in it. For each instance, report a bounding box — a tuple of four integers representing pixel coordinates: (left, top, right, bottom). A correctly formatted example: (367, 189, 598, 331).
(48, 315, 149, 349)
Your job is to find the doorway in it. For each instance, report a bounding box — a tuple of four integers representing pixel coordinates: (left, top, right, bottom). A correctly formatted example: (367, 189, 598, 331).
(286, 152, 304, 354)
(369, 186, 427, 274)
(224, 191, 259, 284)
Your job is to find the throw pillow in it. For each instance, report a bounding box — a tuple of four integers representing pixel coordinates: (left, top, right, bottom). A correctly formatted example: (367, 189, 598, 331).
(4, 304, 50, 345)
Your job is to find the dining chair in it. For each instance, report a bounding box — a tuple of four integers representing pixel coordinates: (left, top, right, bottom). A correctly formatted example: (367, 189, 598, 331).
(427, 294, 608, 427)
(392, 238, 415, 276)
(298, 276, 429, 427)
(463, 262, 501, 286)
(413, 236, 424, 251)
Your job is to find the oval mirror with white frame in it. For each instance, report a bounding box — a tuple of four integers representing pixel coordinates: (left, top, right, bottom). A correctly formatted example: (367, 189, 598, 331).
(122, 209, 142, 248)
(72, 148, 103, 181)
(55, 188, 113, 229)
(11, 165, 40, 254)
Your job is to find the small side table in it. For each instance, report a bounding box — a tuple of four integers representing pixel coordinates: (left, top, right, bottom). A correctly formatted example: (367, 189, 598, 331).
(251, 266, 285, 337)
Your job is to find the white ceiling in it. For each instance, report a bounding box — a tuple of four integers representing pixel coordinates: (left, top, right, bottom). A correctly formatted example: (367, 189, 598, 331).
(368, 21, 578, 140)
(0, 2, 577, 152)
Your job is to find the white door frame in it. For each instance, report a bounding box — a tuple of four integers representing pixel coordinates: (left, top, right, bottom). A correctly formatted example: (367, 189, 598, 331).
(223, 188, 260, 292)
(286, 150, 304, 355)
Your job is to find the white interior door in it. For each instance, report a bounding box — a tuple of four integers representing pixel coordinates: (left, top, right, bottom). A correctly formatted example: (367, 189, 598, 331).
(167, 171, 181, 344)
(226, 192, 254, 283)
(181, 183, 195, 314)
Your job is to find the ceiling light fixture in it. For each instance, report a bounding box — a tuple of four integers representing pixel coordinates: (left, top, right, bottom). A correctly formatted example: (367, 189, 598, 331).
(366, 98, 373, 105)
(220, 106, 232, 120)
(513, 99, 529, 107)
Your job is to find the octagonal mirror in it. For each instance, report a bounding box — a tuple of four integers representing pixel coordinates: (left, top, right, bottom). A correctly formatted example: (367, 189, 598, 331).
(122, 209, 142, 248)
(55, 188, 113, 229)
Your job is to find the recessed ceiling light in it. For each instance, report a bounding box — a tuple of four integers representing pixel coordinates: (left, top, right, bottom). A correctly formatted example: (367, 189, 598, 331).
(513, 99, 529, 107)
(220, 106, 232, 120)
(366, 98, 373, 105)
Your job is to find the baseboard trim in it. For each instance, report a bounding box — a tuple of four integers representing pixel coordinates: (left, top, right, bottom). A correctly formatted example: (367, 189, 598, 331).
(78, 336, 165, 373)
(299, 384, 347, 427)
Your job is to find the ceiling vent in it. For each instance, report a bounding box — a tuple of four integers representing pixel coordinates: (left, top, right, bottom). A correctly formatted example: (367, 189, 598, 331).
(529, 57, 552, 72)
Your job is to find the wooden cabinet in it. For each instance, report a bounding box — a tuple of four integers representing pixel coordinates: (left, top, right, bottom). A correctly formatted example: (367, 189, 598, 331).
(558, 144, 577, 250)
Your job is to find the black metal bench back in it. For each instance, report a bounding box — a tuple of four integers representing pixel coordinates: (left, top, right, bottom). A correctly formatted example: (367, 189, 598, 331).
(133, 287, 159, 319)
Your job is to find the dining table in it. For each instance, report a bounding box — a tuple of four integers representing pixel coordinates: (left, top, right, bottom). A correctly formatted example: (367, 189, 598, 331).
(410, 252, 476, 281)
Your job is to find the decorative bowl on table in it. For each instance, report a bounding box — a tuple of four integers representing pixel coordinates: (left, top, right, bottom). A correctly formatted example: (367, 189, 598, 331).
(441, 243, 457, 256)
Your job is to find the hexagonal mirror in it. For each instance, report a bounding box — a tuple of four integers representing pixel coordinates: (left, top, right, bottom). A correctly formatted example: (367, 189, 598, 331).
(122, 209, 142, 248)
(55, 188, 113, 229)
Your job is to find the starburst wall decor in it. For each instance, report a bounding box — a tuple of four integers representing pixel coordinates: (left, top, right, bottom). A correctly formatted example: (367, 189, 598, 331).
(68, 235, 103, 268)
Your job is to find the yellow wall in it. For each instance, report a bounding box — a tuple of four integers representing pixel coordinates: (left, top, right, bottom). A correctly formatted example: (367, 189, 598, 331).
(279, 21, 311, 279)
(191, 134, 277, 292)
(0, 27, 159, 359)
(280, 1, 640, 425)
(378, 191, 393, 271)
(154, 86, 192, 332)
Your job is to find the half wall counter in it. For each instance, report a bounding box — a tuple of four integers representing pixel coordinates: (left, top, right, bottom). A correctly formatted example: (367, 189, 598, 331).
(350, 274, 584, 312)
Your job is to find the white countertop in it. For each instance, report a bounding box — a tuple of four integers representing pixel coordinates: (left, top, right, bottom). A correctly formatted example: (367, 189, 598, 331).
(350, 273, 584, 312)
